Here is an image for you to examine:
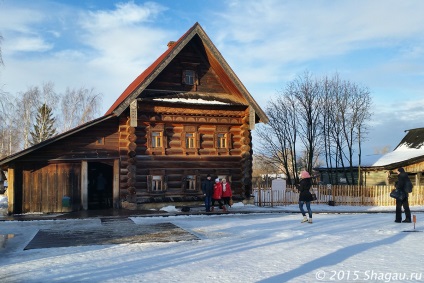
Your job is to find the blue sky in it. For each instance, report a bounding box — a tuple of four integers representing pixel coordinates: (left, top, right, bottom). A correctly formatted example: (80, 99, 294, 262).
(1, 0, 424, 165)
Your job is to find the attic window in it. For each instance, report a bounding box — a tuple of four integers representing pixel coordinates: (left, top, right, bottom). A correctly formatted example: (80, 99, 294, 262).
(183, 70, 196, 85)
(96, 137, 105, 145)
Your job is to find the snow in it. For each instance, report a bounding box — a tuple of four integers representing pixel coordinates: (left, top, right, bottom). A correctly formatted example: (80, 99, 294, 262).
(373, 144, 424, 167)
(153, 98, 229, 104)
(1, 202, 424, 283)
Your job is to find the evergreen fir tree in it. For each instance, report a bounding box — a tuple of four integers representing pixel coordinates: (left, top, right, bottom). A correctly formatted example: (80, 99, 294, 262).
(30, 103, 57, 145)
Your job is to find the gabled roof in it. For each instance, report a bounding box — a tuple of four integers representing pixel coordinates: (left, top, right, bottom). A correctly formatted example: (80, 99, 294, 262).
(372, 127, 424, 168)
(105, 22, 268, 124)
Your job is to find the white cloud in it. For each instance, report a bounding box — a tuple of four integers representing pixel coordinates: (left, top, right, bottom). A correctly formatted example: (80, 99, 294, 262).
(212, 0, 424, 70)
(0, 5, 45, 33)
(80, 1, 167, 30)
(75, 1, 173, 88)
(1, 0, 423, 162)
(5, 36, 53, 53)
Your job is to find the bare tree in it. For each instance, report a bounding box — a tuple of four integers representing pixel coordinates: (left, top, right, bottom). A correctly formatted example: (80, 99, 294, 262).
(0, 33, 3, 66)
(322, 75, 372, 184)
(255, 92, 299, 185)
(292, 71, 323, 174)
(0, 82, 102, 155)
(255, 71, 373, 185)
(59, 87, 102, 132)
(0, 91, 18, 158)
(15, 86, 41, 149)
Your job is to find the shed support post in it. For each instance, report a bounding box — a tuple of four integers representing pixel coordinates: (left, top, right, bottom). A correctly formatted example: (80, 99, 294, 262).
(113, 159, 120, 208)
(7, 168, 14, 215)
(81, 161, 88, 210)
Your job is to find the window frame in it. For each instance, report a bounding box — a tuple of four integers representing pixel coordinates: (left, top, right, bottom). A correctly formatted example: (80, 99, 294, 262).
(185, 132, 196, 149)
(217, 133, 227, 149)
(151, 131, 163, 148)
(183, 69, 196, 85)
(151, 175, 163, 191)
(185, 175, 197, 191)
(147, 174, 167, 192)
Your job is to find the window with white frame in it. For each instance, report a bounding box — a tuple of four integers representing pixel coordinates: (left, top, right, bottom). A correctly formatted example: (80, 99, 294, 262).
(185, 133, 196, 148)
(152, 131, 162, 148)
(185, 175, 196, 190)
(217, 133, 227, 148)
(151, 175, 163, 191)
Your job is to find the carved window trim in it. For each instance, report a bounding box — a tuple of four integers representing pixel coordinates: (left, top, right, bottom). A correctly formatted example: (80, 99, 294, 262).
(147, 172, 167, 192)
(215, 126, 231, 152)
(148, 124, 166, 154)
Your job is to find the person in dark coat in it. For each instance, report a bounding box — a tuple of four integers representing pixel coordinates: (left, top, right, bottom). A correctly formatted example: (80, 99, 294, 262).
(394, 167, 412, 223)
(201, 174, 214, 212)
(297, 171, 313, 223)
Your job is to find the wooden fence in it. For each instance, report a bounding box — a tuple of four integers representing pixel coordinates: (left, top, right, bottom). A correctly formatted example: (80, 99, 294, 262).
(253, 185, 424, 207)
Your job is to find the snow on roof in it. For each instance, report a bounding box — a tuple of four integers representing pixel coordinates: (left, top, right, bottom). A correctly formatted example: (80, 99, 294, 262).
(372, 144, 424, 166)
(153, 98, 229, 105)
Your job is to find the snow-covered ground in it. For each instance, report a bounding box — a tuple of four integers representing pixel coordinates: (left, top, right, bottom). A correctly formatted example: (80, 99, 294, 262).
(1, 201, 424, 283)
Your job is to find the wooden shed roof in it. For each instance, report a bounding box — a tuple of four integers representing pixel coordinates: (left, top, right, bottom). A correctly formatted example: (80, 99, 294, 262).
(105, 22, 268, 123)
(395, 128, 424, 149)
(0, 114, 115, 167)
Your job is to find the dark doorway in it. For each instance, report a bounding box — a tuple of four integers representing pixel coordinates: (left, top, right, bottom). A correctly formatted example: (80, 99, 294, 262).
(88, 162, 113, 210)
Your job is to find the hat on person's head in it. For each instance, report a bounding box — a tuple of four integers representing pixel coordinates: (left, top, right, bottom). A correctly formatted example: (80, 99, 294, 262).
(215, 178, 220, 182)
(300, 171, 311, 179)
(398, 167, 405, 173)
(207, 174, 211, 178)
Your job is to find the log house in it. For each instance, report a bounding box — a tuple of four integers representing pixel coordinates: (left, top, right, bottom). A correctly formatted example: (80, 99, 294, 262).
(0, 23, 268, 214)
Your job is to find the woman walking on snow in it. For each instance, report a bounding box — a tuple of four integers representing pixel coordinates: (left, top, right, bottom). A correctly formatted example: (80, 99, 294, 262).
(297, 171, 313, 223)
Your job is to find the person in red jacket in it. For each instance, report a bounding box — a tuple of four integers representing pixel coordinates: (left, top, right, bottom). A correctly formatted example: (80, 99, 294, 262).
(221, 178, 232, 211)
(211, 178, 224, 212)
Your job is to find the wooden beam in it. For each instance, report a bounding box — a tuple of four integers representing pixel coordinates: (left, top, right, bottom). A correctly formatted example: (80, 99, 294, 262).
(81, 161, 88, 210)
(7, 167, 14, 215)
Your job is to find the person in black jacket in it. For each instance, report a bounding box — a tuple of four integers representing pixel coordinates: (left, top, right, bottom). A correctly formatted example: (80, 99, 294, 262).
(394, 167, 412, 223)
(201, 174, 214, 212)
(297, 171, 314, 223)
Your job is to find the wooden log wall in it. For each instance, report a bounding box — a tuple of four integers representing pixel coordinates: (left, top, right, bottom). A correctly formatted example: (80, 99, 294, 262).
(118, 106, 252, 204)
